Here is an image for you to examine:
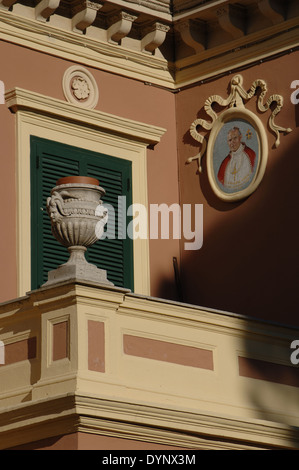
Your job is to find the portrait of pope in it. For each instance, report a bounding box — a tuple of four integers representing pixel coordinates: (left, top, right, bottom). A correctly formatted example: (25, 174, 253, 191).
(217, 126, 256, 191)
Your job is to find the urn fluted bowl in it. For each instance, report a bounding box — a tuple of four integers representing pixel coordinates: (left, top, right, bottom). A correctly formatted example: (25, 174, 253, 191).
(44, 176, 113, 287)
(46, 176, 106, 248)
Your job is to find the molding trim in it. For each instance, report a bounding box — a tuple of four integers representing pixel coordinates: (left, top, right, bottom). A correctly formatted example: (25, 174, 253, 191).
(1, 6, 298, 89)
(175, 21, 299, 87)
(0, 393, 298, 449)
(1, 283, 299, 449)
(0, 9, 174, 89)
(5, 87, 166, 145)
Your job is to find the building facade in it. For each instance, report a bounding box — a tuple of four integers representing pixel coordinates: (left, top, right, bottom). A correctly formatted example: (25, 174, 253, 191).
(0, 0, 298, 450)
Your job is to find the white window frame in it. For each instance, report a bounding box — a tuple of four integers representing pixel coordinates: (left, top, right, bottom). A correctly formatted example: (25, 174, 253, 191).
(6, 87, 166, 297)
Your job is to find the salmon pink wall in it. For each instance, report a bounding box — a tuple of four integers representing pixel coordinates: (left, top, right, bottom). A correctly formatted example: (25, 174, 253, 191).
(9, 432, 183, 450)
(0, 40, 180, 302)
(1, 39, 297, 321)
(176, 51, 299, 326)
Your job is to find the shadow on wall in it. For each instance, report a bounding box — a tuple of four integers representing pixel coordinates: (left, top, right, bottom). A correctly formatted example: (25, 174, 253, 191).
(175, 133, 299, 327)
(156, 130, 299, 448)
(239, 328, 299, 449)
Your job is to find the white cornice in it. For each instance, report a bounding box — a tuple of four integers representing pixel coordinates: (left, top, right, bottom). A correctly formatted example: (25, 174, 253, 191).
(0, 9, 175, 88)
(97, 0, 172, 21)
(1, 3, 299, 88)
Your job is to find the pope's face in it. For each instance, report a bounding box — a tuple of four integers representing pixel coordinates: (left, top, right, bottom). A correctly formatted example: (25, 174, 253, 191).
(227, 130, 242, 152)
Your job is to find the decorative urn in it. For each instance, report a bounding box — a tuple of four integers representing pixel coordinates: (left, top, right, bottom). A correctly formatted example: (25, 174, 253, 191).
(44, 176, 113, 286)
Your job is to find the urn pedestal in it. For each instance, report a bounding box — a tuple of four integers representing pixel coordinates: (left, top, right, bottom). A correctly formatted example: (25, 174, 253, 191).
(43, 176, 113, 287)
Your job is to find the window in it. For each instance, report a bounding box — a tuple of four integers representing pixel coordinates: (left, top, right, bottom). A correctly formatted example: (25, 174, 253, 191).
(30, 137, 134, 291)
(7, 87, 161, 297)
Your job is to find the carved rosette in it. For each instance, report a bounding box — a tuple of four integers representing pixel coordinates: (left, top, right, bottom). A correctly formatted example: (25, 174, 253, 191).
(71, 77, 90, 100)
(62, 65, 99, 109)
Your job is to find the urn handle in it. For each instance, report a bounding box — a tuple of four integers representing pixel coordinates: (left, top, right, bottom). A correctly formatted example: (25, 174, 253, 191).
(46, 190, 70, 223)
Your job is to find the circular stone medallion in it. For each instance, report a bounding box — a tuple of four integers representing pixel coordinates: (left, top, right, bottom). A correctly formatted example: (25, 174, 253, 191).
(62, 65, 99, 109)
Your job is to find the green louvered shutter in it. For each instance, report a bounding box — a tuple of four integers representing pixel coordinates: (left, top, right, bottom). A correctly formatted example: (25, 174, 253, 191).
(86, 160, 133, 289)
(30, 137, 134, 291)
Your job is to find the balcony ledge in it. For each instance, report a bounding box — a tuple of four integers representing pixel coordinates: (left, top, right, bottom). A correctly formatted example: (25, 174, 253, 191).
(0, 280, 298, 449)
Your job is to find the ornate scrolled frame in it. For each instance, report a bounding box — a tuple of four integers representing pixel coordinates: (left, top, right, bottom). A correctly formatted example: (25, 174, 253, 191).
(188, 74, 292, 202)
